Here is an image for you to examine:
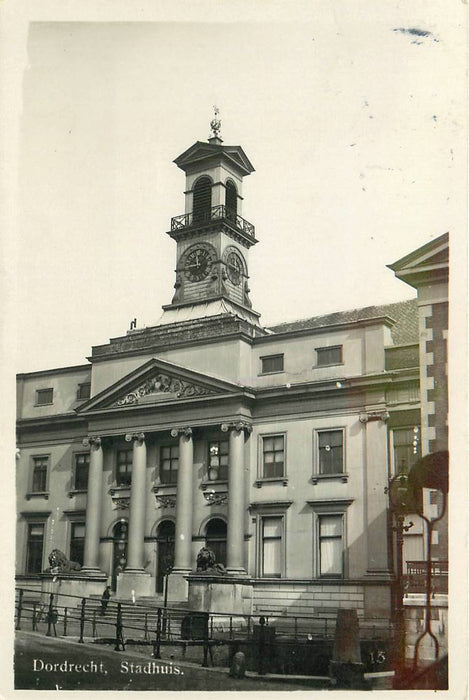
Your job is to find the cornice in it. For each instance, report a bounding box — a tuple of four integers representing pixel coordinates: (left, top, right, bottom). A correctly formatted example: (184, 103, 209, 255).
(252, 372, 400, 401)
(75, 390, 255, 421)
(16, 413, 87, 430)
(17, 364, 91, 379)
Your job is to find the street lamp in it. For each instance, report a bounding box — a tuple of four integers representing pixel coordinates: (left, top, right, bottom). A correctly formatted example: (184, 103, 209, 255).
(387, 467, 416, 684)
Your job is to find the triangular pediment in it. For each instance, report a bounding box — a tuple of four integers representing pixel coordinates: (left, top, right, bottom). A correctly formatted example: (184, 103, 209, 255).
(387, 232, 449, 288)
(76, 358, 246, 413)
(174, 141, 255, 176)
(388, 232, 449, 273)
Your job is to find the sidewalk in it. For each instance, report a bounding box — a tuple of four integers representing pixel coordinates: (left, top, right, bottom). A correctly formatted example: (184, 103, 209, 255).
(14, 630, 330, 691)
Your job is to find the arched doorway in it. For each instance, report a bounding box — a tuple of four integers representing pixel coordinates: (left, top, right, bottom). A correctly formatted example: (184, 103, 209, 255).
(156, 520, 175, 594)
(111, 519, 128, 591)
(205, 518, 227, 567)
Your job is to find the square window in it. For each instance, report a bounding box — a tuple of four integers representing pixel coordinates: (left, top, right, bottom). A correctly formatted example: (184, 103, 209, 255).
(262, 435, 285, 478)
(208, 440, 229, 481)
(319, 514, 343, 577)
(36, 388, 53, 405)
(160, 445, 179, 485)
(116, 449, 133, 486)
(261, 354, 284, 374)
(261, 516, 283, 577)
(316, 346, 342, 367)
(32, 456, 48, 492)
(318, 430, 344, 475)
(77, 383, 91, 400)
(74, 453, 90, 490)
(26, 523, 45, 573)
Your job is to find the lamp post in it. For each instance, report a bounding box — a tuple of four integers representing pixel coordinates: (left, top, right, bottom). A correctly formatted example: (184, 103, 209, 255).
(387, 468, 414, 685)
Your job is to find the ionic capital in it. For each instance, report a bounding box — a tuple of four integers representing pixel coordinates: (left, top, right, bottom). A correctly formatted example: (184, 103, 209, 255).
(221, 421, 253, 435)
(359, 410, 389, 424)
(83, 436, 102, 448)
(170, 427, 193, 438)
(125, 432, 145, 444)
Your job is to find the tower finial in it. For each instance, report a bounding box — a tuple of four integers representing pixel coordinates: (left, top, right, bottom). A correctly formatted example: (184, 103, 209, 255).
(209, 105, 222, 142)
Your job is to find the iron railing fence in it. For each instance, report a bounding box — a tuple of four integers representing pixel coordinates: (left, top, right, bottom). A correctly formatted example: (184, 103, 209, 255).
(170, 205, 255, 238)
(405, 561, 448, 595)
(15, 586, 393, 642)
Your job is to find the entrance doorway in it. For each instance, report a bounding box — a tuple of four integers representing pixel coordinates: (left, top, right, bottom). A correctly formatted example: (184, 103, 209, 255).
(156, 520, 175, 594)
(205, 518, 227, 567)
(111, 519, 128, 591)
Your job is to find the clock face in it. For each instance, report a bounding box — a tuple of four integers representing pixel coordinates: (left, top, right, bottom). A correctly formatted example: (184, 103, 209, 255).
(225, 250, 244, 285)
(183, 245, 216, 282)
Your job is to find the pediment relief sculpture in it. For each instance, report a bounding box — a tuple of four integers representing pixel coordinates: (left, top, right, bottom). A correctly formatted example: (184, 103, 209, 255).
(112, 372, 217, 407)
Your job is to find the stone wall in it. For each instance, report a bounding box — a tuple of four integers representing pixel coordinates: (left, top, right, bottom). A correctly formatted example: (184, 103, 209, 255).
(252, 581, 365, 618)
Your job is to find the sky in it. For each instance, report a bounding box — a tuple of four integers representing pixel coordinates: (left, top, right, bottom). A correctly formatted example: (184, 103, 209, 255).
(5, 2, 467, 373)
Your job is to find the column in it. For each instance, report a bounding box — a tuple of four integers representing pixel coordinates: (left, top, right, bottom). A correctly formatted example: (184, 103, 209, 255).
(125, 432, 147, 572)
(224, 421, 251, 575)
(82, 436, 104, 573)
(173, 427, 194, 572)
(361, 411, 390, 575)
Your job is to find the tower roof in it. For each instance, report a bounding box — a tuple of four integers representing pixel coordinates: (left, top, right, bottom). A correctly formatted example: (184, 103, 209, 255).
(174, 140, 255, 177)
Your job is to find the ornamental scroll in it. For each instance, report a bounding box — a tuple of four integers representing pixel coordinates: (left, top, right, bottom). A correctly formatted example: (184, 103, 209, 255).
(112, 373, 216, 407)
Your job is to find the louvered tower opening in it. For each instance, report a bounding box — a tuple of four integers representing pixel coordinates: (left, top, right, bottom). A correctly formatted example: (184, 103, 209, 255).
(225, 179, 238, 222)
(193, 176, 212, 224)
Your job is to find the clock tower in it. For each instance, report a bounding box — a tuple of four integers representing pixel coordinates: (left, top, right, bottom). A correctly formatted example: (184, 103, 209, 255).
(159, 114, 261, 327)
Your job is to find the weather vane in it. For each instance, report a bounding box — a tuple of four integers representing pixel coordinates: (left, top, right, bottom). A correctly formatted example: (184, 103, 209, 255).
(210, 105, 222, 139)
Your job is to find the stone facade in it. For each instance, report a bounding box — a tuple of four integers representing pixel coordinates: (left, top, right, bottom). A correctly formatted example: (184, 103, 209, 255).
(16, 133, 429, 625)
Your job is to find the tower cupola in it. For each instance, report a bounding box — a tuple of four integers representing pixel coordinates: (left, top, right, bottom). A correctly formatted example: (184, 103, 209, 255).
(159, 113, 261, 327)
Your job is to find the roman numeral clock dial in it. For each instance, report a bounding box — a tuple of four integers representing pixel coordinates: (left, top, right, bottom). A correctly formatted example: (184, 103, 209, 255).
(226, 250, 243, 285)
(183, 244, 216, 282)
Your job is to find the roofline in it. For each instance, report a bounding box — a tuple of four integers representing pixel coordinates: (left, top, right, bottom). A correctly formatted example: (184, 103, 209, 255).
(385, 342, 419, 350)
(387, 232, 449, 271)
(260, 315, 397, 343)
(16, 364, 91, 380)
(173, 141, 255, 175)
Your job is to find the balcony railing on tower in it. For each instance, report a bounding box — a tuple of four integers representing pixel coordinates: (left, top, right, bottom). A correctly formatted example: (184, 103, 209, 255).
(171, 205, 255, 238)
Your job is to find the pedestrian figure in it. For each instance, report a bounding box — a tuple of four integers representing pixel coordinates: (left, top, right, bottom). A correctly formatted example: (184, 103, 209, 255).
(229, 651, 246, 679)
(100, 585, 111, 616)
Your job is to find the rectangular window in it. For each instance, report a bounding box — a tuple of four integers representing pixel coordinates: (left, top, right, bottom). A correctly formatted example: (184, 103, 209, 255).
(116, 449, 133, 486)
(316, 346, 342, 367)
(69, 522, 86, 566)
(77, 383, 91, 400)
(262, 435, 285, 478)
(32, 456, 48, 492)
(74, 453, 90, 490)
(26, 523, 45, 573)
(36, 388, 53, 405)
(261, 354, 284, 374)
(318, 430, 344, 475)
(208, 440, 229, 481)
(160, 445, 179, 485)
(261, 516, 283, 577)
(393, 427, 420, 474)
(319, 514, 343, 577)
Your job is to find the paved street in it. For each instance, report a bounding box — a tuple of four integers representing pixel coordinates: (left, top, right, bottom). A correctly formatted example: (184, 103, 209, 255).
(14, 631, 325, 691)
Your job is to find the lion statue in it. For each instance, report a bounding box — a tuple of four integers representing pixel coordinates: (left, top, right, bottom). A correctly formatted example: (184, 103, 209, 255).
(195, 546, 226, 575)
(45, 549, 81, 574)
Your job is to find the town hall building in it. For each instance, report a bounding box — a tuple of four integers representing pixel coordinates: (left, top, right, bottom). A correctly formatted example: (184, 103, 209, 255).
(17, 125, 444, 622)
